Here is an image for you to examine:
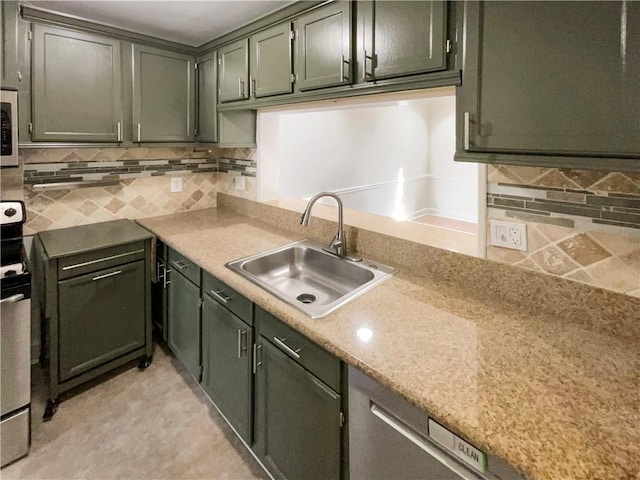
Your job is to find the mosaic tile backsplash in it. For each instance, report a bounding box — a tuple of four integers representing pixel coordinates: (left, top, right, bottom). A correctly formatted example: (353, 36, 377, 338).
(487, 166, 640, 297)
(0, 146, 257, 235)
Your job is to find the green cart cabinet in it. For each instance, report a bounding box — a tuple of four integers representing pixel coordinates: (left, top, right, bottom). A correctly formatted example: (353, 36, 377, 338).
(1, 1, 19, 89)
(132, 44, 196, 142)
(218, 38, 249, 103)
(35, 220, 153, 420)
(456, 1, 640, 169)
(360, 0, 447, 81)
(254, 307, 343, 479)
(196, 51, 218, 143)
(249, 22, 294, 98)
(167, 249, 201, 381)
(295, 1, 352, 91)
(31, 24, 123, 142)
(58, 261, 146, 382)
(201, 294, 253, 443)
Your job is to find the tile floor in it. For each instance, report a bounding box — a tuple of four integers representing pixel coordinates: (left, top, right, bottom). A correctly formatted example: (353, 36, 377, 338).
(2, 343, 267, 480)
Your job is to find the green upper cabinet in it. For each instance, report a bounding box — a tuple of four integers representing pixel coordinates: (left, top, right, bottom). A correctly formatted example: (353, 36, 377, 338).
(1, 1, 19, 89)
(457, 1, 640, 168)
(249, 22, 293, 98)
(218, 38, 249, 103)
(132, 44, 196, 142)
(360, 0, 447, 81)
(295, 1, 352, 91)
(196, 51, 218, 143)
(32, 25, 123, 142)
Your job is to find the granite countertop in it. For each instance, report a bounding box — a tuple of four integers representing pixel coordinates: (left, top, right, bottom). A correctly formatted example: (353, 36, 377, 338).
(137, 208, 639, 480)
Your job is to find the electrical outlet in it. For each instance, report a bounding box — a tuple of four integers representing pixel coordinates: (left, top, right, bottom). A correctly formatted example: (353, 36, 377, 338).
(170, 176, 182, 193)
(234, 176, 245, 191)
(490, 220, 527, 251)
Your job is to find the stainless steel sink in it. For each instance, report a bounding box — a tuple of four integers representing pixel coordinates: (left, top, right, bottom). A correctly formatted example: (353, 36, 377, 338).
(226, 239, 395, 318)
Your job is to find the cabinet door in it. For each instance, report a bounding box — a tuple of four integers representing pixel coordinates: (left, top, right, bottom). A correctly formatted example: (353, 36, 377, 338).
(151, 258, 168, 341)
(295, 1, 351, 91)
(1, 1, 19, 89)
(196, 51, 217, 143)
(218, 39, 249, 103)
(32, 25, 123, 142)
(201, 295, 252, 443)
(459, 1, 640, 160)
(132, 44, 196, 142)
(58, 261, 145, 382)
(168, 270, 201, 380)
(254, 339, 341, 480)
(250, 22, 293, 98)
(362, 1, 446, 81)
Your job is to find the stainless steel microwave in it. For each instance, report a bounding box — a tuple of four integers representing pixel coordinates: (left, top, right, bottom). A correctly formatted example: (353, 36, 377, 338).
(1, 90, 18, 167)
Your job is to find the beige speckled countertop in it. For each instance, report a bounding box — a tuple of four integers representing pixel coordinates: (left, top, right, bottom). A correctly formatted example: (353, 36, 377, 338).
(137, 208, 639, 480)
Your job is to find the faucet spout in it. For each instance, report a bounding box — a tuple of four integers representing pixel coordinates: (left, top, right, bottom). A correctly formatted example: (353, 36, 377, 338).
(300, 192, 360, 261)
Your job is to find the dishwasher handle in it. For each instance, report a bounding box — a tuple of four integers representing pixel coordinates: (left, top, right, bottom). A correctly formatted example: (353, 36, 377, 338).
(369, 403, 482, 480)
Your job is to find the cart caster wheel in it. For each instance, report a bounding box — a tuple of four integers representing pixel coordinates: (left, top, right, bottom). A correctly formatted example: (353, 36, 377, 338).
(43, 400, 58, 421)
(138, 355, 153, 370)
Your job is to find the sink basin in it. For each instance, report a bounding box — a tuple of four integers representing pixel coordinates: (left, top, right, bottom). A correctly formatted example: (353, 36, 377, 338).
(226, 239, 395, 318)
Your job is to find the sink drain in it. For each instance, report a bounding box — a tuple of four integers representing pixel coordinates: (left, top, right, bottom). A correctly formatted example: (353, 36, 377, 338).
(296, 293, 317, 304)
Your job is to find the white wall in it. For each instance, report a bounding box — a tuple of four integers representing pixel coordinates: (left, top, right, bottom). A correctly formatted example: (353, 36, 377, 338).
(272, 92, 478, 223)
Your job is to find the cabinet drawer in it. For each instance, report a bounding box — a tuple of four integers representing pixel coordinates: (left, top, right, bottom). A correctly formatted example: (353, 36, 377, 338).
(58, 241, 146, 280)
(257, 307, 340, 392)
(168, 249, 201, 286)
(203, 272, 252, 325)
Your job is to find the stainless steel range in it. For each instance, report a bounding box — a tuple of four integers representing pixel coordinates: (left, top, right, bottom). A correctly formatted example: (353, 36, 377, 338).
(0, 200, 31, 468)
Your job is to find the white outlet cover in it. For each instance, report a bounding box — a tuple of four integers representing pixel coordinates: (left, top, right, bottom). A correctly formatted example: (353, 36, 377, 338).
(170, 176, 182, 193)
(235, 176, 246, 191)
(490, 219, 527, 251)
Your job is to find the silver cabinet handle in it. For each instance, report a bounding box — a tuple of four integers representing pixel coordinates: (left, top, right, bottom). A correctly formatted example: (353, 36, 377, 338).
(253, 343, 262, 373)
(1, 293, 24, 304)
(340, 55, 348, 82)
(170, 260, 188, 270)
(92, 270, 122, 281)
(163, 268, 171, 288)
(156, 261, 163, 283)
(363, 49, 373, 80)
(62, 249, 144, 271)
(273, 336, 301, 359)
(237, 329, 248, 358)
(249, 75, 254, 98)
(136, 123, 141, 142)
(117, 121, 122, 142)
(210, 289, 230, 304)
(238, 78, 245, 98)
(463, 112, 471, 150)
(370, 404, 480, 480)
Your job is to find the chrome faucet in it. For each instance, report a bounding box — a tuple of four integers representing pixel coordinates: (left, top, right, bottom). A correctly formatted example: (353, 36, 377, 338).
(300, 192, 361, 261)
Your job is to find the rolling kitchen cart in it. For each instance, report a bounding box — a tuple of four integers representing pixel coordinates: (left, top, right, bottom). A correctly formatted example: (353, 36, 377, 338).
(34, 219, 154, 420)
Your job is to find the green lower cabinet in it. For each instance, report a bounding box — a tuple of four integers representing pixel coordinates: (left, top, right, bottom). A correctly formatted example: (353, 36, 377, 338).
(168, 269, 201, 380)
(201, 294, 252, 443)
(254, 339, 342, 480)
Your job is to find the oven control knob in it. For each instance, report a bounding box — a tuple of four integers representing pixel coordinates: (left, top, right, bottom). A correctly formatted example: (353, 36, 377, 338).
(4, 207, 17, 217)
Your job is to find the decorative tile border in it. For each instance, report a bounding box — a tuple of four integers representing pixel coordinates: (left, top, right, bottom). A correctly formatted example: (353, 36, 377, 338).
(217, 157, 257, 177)
(488, 184, 640, 229)
(23, 158, 218, 186)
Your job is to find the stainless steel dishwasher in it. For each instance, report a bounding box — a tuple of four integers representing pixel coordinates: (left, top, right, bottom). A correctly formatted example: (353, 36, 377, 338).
(348, 366, 524, 480)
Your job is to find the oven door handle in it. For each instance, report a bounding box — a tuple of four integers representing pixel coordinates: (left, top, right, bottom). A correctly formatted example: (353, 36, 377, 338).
(1, 293, 25, 304)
